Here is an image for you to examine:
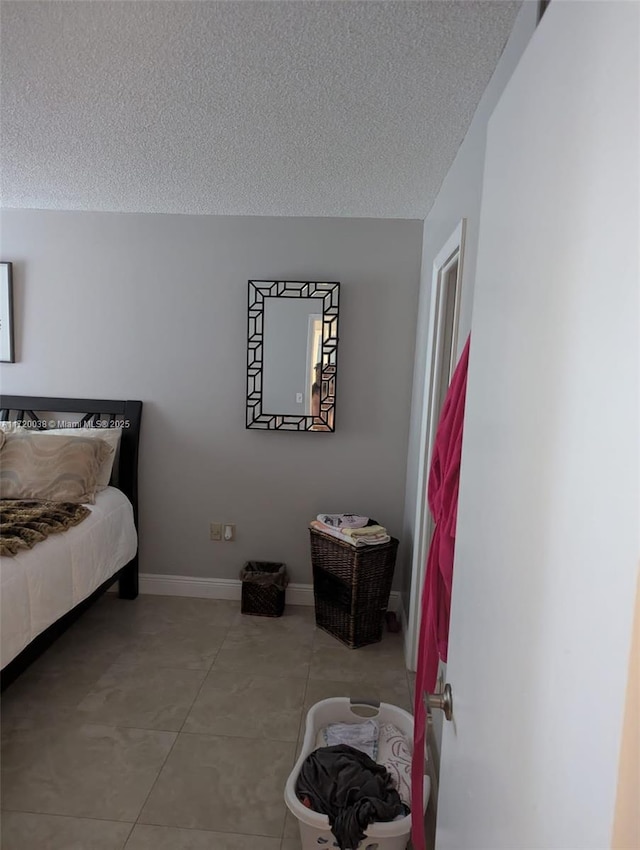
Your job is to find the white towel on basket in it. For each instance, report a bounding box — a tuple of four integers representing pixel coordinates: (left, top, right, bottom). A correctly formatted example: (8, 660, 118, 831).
(316, 513, 369, 529)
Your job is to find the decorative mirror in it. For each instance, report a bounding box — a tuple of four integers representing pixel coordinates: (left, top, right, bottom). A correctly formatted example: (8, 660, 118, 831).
(246, 280, 340, 431)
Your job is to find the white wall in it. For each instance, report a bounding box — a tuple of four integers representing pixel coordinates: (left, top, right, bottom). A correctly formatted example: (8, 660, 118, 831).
(0, 210, 422, 586)
(401, 0, 539, 614)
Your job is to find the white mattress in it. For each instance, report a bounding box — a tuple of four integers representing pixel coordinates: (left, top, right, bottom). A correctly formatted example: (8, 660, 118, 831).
(1, 486, 138, 669)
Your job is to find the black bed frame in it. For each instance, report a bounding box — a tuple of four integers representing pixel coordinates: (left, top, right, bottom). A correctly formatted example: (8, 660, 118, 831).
(0, 395, 143, 690)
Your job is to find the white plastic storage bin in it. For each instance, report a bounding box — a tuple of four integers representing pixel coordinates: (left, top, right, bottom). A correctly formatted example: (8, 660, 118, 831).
(284, 697, 430, 850)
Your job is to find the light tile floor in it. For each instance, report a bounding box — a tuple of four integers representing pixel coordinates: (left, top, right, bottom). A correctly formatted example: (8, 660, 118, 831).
(1, 595, 413, 849)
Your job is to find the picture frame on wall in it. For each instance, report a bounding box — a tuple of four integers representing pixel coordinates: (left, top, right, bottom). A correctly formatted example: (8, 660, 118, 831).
(0, 262, 15, 363)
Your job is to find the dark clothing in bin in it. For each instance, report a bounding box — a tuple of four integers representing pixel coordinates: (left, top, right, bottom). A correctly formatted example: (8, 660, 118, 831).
(295, 744, 409, 849)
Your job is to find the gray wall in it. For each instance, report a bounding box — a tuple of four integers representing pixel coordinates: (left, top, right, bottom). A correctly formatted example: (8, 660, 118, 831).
(0, 210, 422, 586)
(400, 1, 539, 615)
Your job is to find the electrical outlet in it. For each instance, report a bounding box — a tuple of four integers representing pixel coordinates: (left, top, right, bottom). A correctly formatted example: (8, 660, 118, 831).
(223, 523, 236, 542)
(210, 523, 222, 541)
(296, 392, 303, 403)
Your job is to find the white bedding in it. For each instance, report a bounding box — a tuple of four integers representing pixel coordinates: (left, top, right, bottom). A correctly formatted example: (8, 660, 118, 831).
(1, 486, 138, 669)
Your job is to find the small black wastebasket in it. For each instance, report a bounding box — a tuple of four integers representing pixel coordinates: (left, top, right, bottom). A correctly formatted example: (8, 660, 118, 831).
(240, 561, 288, 617)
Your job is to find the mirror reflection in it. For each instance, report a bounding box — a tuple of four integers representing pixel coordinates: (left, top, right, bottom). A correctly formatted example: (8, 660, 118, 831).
(246, 280, 340, 431)
(262, 298, 322, 416)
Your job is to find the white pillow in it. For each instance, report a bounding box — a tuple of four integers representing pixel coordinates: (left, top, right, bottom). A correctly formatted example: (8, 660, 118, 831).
(0, 431, 111, 504)
(377, 723, 412, 805)
(41, 427, 122, 491)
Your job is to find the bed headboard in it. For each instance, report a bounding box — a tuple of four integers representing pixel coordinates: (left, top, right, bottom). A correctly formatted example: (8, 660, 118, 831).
(0, 396, 143, 525)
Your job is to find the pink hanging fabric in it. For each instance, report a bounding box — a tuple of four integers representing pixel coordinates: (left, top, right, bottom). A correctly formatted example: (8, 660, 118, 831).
(411, 335, 470, 850)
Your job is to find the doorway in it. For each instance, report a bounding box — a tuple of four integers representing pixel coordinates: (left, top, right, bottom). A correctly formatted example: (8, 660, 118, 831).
(406, 219, 465, 672)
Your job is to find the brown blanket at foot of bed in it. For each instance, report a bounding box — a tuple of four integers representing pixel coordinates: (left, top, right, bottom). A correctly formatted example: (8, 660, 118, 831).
(0, 500, 91, 556)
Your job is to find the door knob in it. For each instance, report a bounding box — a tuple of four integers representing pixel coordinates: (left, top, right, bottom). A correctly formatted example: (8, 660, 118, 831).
(423, 682, 454, 721)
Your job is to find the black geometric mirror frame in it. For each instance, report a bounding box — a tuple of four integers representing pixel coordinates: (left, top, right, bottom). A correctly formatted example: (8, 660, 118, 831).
(246, 280, 340, 431)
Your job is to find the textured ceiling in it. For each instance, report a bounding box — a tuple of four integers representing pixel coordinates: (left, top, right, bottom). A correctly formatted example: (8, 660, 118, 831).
(1, 0, 521, 219)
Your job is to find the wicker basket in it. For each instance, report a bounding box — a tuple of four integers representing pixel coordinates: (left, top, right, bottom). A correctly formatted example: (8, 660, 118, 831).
(240, 561, 287, 617)
(309, 527, 398, 648)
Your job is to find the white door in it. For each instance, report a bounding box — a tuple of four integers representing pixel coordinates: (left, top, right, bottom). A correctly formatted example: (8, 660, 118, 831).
(435, 3, 639, 848)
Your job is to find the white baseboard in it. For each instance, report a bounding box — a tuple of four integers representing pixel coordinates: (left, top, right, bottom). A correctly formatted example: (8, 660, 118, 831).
(136, 572, 401, 612)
